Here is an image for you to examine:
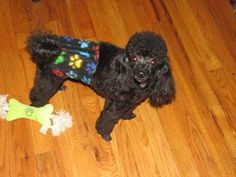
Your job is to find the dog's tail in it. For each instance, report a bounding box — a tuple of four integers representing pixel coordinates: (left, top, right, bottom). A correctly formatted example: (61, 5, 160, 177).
(27, 32, 61, 65)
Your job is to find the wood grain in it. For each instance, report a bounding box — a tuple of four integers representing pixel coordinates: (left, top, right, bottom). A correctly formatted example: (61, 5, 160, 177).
(0, 0, 235, 176)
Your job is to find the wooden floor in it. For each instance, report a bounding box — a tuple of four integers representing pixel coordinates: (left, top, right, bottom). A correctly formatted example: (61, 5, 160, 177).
(0, 0, 236, 176)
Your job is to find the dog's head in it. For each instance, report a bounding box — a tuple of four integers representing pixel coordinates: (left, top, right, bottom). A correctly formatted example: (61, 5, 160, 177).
(125, 32, 169, 88)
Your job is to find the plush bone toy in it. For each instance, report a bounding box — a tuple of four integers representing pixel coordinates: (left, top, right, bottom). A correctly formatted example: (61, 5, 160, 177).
(0, 95, 72, 136)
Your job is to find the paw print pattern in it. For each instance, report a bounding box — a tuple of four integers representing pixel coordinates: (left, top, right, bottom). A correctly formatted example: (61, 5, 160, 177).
(85, 62, 97, 74)
(79, 51, 91, 58)
(54, 51, 66, 64)
(92, 45, 100, 60)
(52, 69, 65, 77)
(63, 36, 73, 42)
(66, 70, 78, 79)
(69, 54, 83, 69)
(81, 76, 91, 84)
(78, 41, 89, 48)
(25, 107, 34, 117)
(51, 37, 100, 85)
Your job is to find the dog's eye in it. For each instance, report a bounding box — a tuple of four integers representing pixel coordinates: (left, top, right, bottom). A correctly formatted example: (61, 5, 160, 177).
(130, 56, 138, 62)
(150, 59, 156, 65)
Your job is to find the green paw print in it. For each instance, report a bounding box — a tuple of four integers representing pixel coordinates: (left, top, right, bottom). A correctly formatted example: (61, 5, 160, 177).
(54, 51, 66, 64)
(69, 54, 83, 69)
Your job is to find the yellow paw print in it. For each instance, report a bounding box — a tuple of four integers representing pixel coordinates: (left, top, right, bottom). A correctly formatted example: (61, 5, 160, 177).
(69, 54, 83, 69)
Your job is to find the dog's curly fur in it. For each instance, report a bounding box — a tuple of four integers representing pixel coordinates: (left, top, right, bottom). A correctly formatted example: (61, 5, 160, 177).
(27, 31, 175, 141)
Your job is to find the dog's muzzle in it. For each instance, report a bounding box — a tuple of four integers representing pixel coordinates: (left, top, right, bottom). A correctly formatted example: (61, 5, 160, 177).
(133, 69, 150, 87)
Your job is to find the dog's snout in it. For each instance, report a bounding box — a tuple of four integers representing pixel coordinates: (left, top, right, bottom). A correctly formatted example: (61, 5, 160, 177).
(135, 64, 147, 75)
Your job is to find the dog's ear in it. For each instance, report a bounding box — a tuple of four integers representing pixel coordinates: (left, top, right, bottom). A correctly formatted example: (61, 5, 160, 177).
(111, 54, 128, 74)
(149, 63, 175, 107)
(103, 53, 133, 97)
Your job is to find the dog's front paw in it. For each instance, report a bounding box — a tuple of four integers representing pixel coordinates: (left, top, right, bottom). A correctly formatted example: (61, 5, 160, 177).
(101, 134, 112, 141)
(96, 125, 112, 141)
(30, 101, 49, 107)
(96, 127, 112, 141)
(122, 112, 136, 120)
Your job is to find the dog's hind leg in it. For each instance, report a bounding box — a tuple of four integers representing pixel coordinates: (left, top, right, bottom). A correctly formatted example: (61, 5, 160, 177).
(30, 67, 64, 107)
(59, 85, 67, 91)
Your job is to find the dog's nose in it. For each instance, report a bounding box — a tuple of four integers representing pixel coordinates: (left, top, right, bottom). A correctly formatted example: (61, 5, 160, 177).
(139, 71, 144, 76)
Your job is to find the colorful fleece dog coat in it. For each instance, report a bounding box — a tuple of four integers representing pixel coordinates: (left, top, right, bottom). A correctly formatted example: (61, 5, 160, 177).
(50, 36, 100, 85)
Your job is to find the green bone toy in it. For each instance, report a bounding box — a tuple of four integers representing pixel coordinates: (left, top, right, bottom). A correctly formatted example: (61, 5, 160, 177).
(6, 99, 53, 128)
(0, 95, 72, 136)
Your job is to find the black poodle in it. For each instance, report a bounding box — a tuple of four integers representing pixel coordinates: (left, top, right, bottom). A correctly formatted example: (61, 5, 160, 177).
(27, 31, 175, 141)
